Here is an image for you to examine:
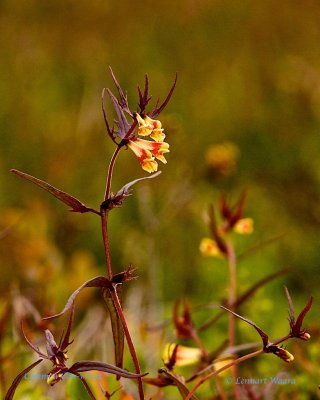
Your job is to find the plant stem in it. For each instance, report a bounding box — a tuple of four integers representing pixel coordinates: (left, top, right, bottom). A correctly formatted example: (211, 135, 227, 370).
(101, 210, 145, 399)
(104, 145, 122, 202)
(110, 287, 145, 400)
(225, 236, 240, 400)
(101, 142, 145, 399)
(101, 210, 113, 279)
(184, 349, 263, 400)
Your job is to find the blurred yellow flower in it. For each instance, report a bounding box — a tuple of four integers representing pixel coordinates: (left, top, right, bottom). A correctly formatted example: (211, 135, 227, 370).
(163, 343, 202, 367)
(233, 218, 254, 235)
(205, 142, 240, 176)
(199, 238, 223, 258)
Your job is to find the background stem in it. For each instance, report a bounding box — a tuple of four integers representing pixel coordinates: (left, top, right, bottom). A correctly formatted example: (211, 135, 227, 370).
(226, 236, 240, 400)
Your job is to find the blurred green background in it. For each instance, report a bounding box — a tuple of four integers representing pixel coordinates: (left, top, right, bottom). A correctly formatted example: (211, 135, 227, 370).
(1, 0, 320, 398)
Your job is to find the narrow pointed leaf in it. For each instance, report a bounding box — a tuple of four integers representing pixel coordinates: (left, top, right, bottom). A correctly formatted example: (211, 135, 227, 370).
(236, 268, 290, 308)
(103, 288, 124, 373)
(220, 306, 269, 348)
(295, 296, 313, 332)
(231, 191, 247, 225)
(21, 321, 49, 359)
(150, 73, 177, 118)
(109, 67, 131, 113)
(5, 359, 43, 400)
(11, 170, 99, 215)
(69, 360, 147, 379)
(104, 172, 162, 210)
(43, 276, 111, 320)
(284, 286, 295, 329)
(45, 330, 58, 356)
(199, 268, 289, 333)
(102, 88, 117, 144)
(60, 302, 75, 351)
(159, 369, 199, 400)
(107, 89, 131, 138)
(138, 74, 152, 112)
(116, 171, 162, 196)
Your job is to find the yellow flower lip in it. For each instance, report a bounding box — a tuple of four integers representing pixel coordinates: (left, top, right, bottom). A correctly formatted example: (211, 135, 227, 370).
(233, 218, 254, 235)
(199, 238, 223, 258)
(47, 372, 63, 386)
(163, 343, 202, 367)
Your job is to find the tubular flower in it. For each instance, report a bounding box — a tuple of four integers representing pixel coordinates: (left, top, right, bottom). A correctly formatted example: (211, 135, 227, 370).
(128, 136, 170, 174)
(163, 343, 202, 367)
(136, 114, 166, 142)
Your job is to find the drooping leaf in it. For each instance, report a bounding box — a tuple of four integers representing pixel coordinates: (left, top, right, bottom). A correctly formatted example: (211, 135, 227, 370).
(43, 276, 111, 320)
(158, 369, 199, 400)
(5, 359, 43, 400)
(11, 169, 100, 215)
(103, 288, 124, 374)
(69, 360, 147, 379)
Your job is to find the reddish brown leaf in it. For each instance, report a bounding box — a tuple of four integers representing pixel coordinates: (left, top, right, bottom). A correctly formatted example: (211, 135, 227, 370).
(103, 289, 124, 374)
(159, 369, 199, 400)
(150, 73, 177, 118)
(5, 359, 43, 400)
(43, 276, 111, 320)
(69, 360, 147, 379)
(11, 169, 100, 215)
(295, 296, 313, 334)
(220, 306, 269, 348)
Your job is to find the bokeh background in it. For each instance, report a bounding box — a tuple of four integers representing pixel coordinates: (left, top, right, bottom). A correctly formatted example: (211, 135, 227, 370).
(1, 0, 320, 398)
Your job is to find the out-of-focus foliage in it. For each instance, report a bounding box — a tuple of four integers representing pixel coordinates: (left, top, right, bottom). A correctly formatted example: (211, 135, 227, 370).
(1, 0, 320, 398)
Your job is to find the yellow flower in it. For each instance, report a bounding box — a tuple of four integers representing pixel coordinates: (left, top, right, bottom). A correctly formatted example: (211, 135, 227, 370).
(129, 113, 169, 173)
(163, 343, 202, 367)
(136, 114, 166, 142)
(274, 347, 294, 363)
(128, 138, 169, 173)
(233, 218, 254, 235)
(205, 142, 240, 176)
(199, 238, 223, 258)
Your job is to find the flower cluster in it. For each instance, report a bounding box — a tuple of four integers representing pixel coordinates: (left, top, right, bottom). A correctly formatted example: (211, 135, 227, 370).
(102, 68, 176, 174)
(200, 193, 253, 258)
(128, 114, 170, 173)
